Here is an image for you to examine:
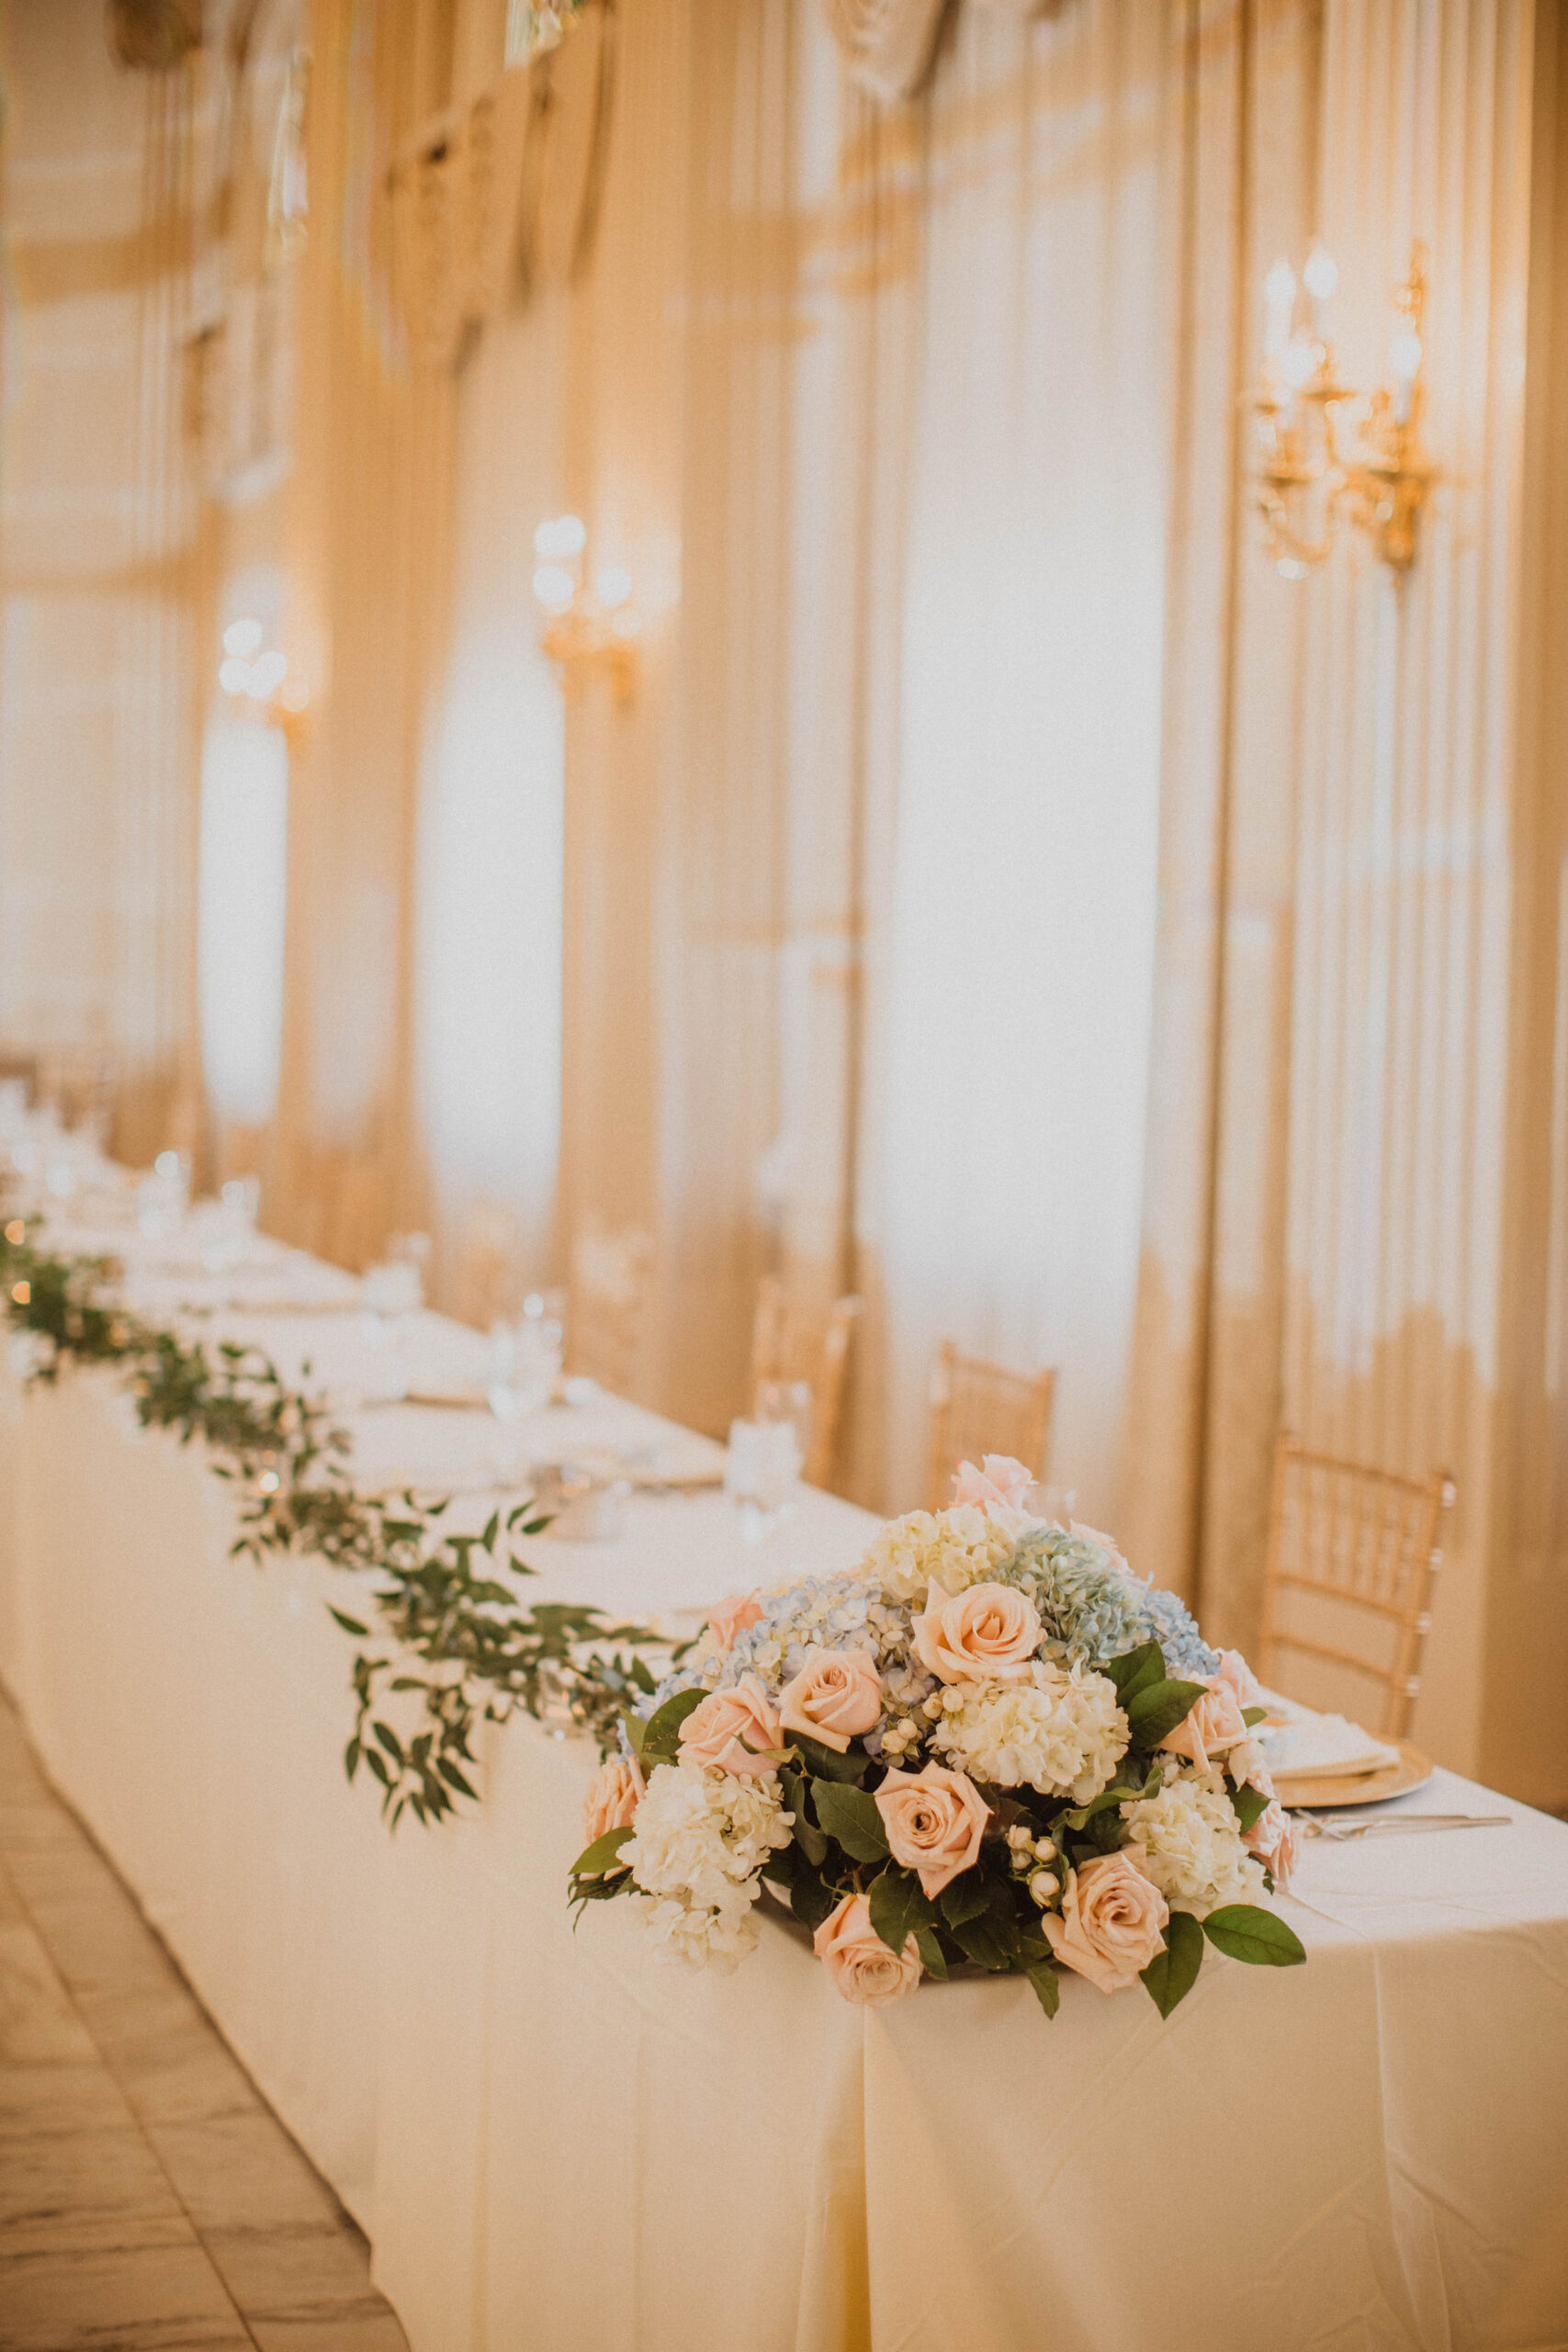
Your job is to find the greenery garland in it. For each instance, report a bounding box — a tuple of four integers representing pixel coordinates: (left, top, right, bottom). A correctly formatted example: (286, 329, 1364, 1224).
(0, 1220, 660, 1828)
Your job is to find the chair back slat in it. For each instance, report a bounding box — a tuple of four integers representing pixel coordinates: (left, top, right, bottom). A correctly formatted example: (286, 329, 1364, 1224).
(750, 1277, 863, 1489)
(925, 1340, 1055, 1511)
(569, 1225, 655, 1396)
(456, 1201, 527, 1329)
(1258, 1433, 1454, 1738)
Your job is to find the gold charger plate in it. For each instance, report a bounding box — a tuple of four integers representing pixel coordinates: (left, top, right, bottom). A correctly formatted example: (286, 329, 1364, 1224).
(1275, 1740, 1433, 1812)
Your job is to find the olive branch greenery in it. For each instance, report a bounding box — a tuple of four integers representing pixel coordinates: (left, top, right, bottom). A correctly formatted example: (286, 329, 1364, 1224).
(0, 1221, 661, 1828)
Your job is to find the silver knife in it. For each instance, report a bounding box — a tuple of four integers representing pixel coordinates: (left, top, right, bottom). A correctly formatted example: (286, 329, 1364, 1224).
(1303, 1812, 1512, 1840)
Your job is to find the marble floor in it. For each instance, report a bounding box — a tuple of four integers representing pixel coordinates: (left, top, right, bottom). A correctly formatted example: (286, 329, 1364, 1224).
(0, 1686, 410, 2352)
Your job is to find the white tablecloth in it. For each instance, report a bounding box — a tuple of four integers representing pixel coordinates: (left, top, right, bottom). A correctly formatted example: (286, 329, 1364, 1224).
(3, 1221, 1567, 2352)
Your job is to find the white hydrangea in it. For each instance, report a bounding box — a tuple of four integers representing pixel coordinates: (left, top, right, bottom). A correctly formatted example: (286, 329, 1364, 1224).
(928, 1660, 1128, 1801)
(1120, 1778, 1265, 1917)
(630, 1889, 763, 1973)
(859, 1503, 1027, 1606)
(621, 1763, 793, 1972)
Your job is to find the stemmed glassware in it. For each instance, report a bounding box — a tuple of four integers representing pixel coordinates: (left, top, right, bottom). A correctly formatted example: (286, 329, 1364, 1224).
(487, 1291, 564, 1476)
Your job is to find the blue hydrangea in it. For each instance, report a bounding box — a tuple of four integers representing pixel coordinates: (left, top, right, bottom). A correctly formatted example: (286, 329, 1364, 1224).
(642, 1572, 913, 1721)
(638, 1529, 1219, 1750)
(991, 1527, 1218, 1679)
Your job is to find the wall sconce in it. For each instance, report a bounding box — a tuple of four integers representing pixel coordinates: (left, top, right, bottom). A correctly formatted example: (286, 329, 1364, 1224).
(504, 0, 591, 66)
(1250, 243, 1432, 579)
(532, 514, 640, 702)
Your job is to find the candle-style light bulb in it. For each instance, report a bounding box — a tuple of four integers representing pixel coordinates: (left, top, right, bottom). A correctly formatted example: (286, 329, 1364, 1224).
(1388, 328, 1422, 424)
(1263, 258, 1297, 362)
(1303, 242, 1337, 338)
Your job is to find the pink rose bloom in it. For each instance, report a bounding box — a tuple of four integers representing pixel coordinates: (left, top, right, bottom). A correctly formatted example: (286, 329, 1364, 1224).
(581, 1755, 644, 1845)
(1245, 1799, 1301, 1893)
(706, 1589, 762, 1654)
(874, 1763, 989, 1896)
(1226, 1736, 1273, 1795)
(1043, 1849, 1169, 1995)
(779, 1647, 883, 1753)
(1215, 1648, 1264, 1712)
(953, 1454, 1035, 1512)
(678, 1674, 782, 1778)
(914, 1581, 1043, 1685)
(1161, 1679, 1251, 1774)
(813, 1892, 922, 2006)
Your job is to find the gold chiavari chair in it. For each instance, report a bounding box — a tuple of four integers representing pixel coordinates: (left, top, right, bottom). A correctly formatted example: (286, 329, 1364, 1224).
(924, 1341, 1056, 1511)
(1258, 1433, 1456, 1740)
(323, 1154, 392, 1273)
(456, 1199, 526, 1329)
(569, 1224, 655, 1396)
(750, 1275, 863, 1490)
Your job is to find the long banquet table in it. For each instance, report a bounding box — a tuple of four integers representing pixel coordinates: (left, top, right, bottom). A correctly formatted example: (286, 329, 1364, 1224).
(3, 1204, 1567, 2352)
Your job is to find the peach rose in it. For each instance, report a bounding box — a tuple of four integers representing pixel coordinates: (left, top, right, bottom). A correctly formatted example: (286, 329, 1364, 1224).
(1043, 1849, 1169, 1995)
(1161, 1679, 1250, 1774)
(1245, 1799, 1301, 1894)
(677, 1674, 782, 1778)
(813, 1891, 922, 2006)
(1226, 1736, 1273, 1796)
(953, 1454, 1034, 1512)
(1215, 1648, 1264, 1712)
(779, 1647, 883, 1753)
(706, 1589, 762, 1654)
(914, 1581, 1043, 1684)
(581, 1755, 644, 1845)
(874, 1763, 989, 1896)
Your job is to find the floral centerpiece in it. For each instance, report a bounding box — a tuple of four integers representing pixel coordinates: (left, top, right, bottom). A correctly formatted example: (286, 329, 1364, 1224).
(570, 1458, 1305, 2018)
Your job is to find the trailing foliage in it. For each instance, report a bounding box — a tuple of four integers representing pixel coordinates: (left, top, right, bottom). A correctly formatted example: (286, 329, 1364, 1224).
(0, 1220, 660, 1827)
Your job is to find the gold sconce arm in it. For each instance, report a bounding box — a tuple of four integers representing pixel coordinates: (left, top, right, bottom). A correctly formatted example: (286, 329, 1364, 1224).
(1249, 243, 1433, 580)
(532, 514, 641, 703)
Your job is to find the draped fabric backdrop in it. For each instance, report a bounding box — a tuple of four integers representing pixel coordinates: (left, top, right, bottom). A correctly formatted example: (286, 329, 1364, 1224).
(0, 0, 204, 1160)
(1, 0, 1564, 1805)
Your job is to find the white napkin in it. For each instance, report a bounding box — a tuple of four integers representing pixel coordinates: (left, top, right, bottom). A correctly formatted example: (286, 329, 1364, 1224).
(1259, 1691, 1400, 1781)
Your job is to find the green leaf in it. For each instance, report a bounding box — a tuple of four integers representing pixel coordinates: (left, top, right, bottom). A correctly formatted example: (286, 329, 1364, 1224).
(780, 1767, 828, 1864)
(1140, 1909, 1205, 2018)
(1241, 1705, 1267, 1727)
(1125, 1678, 1209, 1749)
(621, 1707, 647, 1756)
(914, 1927, 949, 1981)
(570, 1824, 635, 1879)
(1026, 1959, 1060, 2018)
(811, 1779, 889, 1864)
(480, 1510, 500, 1550)
(1102, 1639, 1166, 1702)
(940, 1871, 993, 1929)
(371, 1720, 405, 1765)
(1058, 1781, 1146, 1830)
(327, 1607, 370, 1637)
(1228, 1779, 1270, 1833)
(786, 1729, 865, 1783)
(637, 1687, 705, 1758)
(789, 1867, 839, 1934)
(868, 1867, 933, 1956)
(1201, 1905, 1306, 1967)
(951, 1915, 1013, 1972)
